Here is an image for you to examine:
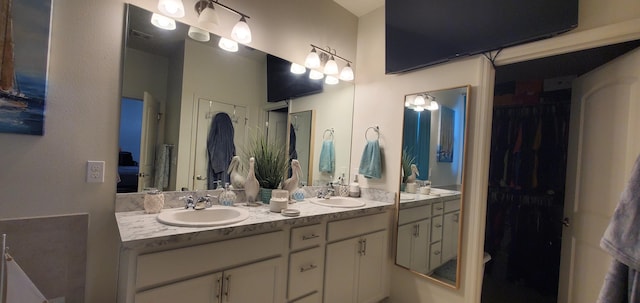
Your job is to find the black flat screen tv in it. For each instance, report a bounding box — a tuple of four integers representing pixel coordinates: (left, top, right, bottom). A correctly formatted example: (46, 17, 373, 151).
(386, 0, 579, 73)
(267, 54, 324, 102)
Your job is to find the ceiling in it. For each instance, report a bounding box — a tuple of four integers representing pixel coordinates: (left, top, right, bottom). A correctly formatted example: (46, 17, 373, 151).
(333, 0, 383, 17)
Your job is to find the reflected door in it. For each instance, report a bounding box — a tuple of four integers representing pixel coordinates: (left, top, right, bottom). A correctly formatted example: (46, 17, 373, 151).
(138, 92, 159, 191)
(558, 47, 640, 302)
(192, 98, 247, 190)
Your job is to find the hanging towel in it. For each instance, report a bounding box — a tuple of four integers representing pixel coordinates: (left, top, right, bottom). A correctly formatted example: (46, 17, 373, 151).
(207, 113, 236, 188)
(597, 154, 640, 302)
(154, 144, 172, 190)
(359, 140, 381, 179)
(5, 254, 48, 303)
(319, 140, 335, 174)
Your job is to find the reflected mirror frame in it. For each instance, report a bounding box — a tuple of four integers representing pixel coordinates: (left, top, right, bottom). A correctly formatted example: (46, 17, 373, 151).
(394, 85, 470, 289)
(287, 110, 316, 186)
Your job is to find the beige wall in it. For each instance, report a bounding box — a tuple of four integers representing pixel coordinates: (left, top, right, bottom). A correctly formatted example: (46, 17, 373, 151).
(0, 0, 357, 302)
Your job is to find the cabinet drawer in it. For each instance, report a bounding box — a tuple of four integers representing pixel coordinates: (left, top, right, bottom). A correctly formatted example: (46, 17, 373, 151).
(288, 247, 324, 300)
(398, 205, 431, 225)
(431, 216, 443, 242)
(290, 291, 321, 303)
(429, 242, 442, 271)
(444, 199, 461, 213)
(432, 202, 444, 215)
(136, 231, 285, 289)
(291, 224, 323, 251)
(327, 212, 388, 242)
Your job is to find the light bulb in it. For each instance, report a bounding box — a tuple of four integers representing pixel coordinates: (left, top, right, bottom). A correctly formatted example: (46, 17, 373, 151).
(414, 106, 425, 112)
(339, 64, 354, 81)
(414, 95, 426, 106)
(428, 101, 439, 111)
(324, 57, 339, 75)
(188, 26, 210, 42)
(309, 70, 324, 80)
(198, 5, 218, 27)
(151, 13, 176, 30)
(305, 49, 321, 69)
(231, 17, 252, 44)
(290, 63, 306, 74)
(218, 37, 238, 52)
(325, 75, 339, 85)
(157, 0, 185, 18)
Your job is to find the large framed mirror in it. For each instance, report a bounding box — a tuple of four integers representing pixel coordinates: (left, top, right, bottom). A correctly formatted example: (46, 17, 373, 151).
(117, 4, 354, 194)
(395, 85, 469, 288)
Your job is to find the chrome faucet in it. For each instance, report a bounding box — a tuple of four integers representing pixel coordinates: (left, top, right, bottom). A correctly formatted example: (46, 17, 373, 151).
(197, 194, 213, 209)
(317, 182, 336, 199)
(180, 195, 195, 209)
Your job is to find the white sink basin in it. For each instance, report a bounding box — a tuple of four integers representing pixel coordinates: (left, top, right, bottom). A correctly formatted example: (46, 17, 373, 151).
(310, 197, 366, 208)
(157, 206, 250, 227)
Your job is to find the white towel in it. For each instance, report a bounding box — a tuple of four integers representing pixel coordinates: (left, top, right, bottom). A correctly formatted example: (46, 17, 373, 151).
(5, 254, 47, 303)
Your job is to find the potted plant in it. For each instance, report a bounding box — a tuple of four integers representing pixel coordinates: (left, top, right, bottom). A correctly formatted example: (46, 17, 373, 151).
(245, 130, 289, 203)
(401, 147, 416, 187)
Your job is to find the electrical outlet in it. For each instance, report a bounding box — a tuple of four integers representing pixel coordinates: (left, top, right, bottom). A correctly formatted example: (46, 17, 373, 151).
(87, 160, 105, 183)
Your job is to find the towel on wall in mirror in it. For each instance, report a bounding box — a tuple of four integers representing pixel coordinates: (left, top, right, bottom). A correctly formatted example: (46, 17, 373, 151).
(359, 139, 381, 179)
(597, 154, 640, 302)
(154, 144, 172, 190)
(319, 140, 335, 174)
(5, 253, 48, 303)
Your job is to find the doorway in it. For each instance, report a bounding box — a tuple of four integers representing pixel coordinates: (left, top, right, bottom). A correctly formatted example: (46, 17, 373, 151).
(481, 39, 640, 303)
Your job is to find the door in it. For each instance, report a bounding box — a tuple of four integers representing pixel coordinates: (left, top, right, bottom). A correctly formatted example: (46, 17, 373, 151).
(357, 230, 388, 303)
(138, 91, 159, 191)
(558, 47, 640, 303)
(267, 109, 288, 147)
(324, 237, 359, 303)
(192, 98, 247, 190)
(223, 258, 281, 303)
(135, 272, 221, 303)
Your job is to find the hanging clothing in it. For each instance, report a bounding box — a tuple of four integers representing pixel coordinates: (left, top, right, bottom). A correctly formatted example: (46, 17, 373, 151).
(598, 154, 640, 302)
(207, 113, 235, 189)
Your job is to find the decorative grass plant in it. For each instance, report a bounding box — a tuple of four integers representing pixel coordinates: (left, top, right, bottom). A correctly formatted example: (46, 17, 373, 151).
(245, 130, 289, 190)
(401, 147, 416, 183)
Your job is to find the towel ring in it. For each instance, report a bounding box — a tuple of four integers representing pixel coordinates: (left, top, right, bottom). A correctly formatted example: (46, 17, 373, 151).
(323, 128, 334, 140)
(365, 126, 380, 141)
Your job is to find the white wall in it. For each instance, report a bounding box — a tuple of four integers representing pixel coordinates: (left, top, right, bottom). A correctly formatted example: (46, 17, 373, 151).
(0, 0, 357, 302)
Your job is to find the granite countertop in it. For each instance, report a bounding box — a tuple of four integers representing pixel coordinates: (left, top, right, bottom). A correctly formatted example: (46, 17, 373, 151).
(115, 198, 394, 250)
(398, 188, 462, 209)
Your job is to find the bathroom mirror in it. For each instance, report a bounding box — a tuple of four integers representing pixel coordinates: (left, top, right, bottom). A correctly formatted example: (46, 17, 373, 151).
(289, 110, 314, 186)
(395, 85, 469, 288)
(117, 4, 354, 193)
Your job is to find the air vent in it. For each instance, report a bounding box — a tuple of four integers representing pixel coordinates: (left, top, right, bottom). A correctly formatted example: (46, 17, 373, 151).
(130, 29, 152, 40)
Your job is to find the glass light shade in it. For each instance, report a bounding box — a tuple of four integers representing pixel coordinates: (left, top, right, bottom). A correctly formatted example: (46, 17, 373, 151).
(218, 37, 239, 52)
(427, 101, 439, 111)
(325, 75, 339, 85)
(188, 26, 210, 42)
(414, 106, 425, 112)
(323, 57, 339, 75)
(157, 0, 185, 18)
(231, 18, 252, 44)
(198, 6, 218, 27)
(414, 95, 426, 106)
(151, 13, 176, 30)
(339, 64, 354, 81)
(290, 63, 306, 74)
(309, 70, 324, 80)
(305, 49, 321, 68)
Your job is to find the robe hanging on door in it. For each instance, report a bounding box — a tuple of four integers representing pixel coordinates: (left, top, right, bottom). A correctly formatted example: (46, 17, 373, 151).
(207, 113, 235, 189)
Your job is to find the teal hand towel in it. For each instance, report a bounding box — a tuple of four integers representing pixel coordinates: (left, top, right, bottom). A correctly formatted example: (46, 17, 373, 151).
(359, 140, 381, 179)
(319, 140, 335, 173)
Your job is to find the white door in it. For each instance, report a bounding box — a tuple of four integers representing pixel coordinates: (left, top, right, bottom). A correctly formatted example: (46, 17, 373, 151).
(558, 47, 640, 303)
(138, 92, 159, 191)
(223, 258, 281, 303)
(357, 230, 387, 303)
(324, 238, 359, 303)
(267, 110, 288, 147)
(192, 99, 247, 190)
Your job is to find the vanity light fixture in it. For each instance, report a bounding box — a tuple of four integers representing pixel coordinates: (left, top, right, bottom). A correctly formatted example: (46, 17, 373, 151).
(414, 94, 426, 106)
(158, 0, 185, 18)
(325, 75, 339, 85)
(406, 93, 439, 112)
(309, 69, 324, 80)
(218, 37, 239, 52)
(290, 63, 306, 74)
(195, 0, 252, 44)
(304, 44, 354, 82)
(151, 13, 176, 30)
(188, 26, 210, 42)
(427, 100, 440, 111)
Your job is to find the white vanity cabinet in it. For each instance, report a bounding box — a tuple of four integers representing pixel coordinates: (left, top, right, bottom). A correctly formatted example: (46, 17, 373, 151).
(324, 212, 389, 303)
(396, 204, 431, 273)
(428, 198, 461, 272)
(287, 224, 325, 302)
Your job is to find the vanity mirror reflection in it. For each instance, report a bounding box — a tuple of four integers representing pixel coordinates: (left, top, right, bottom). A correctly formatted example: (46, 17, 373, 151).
(117, 4, 354, 194)
(396, 85, 469, 288)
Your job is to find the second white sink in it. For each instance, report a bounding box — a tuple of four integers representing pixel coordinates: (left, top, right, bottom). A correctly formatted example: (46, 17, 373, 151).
(310, 197, 366, 208)
(157, 206, 250, 227)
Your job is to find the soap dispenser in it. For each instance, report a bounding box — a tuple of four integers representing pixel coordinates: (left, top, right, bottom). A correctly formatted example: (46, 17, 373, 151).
(219, 183, 237, 206)
(349, 174, 361, 198)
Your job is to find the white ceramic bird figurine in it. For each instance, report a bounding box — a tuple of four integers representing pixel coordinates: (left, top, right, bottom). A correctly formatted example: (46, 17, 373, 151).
(283, 159, 302, 196)
(227, 156, 245, 189)
(405, 164, 419, 184)
(244, 157, 260, 204)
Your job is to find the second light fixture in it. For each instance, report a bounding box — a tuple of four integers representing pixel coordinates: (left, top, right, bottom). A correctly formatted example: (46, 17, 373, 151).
(302, 45, 354, 83)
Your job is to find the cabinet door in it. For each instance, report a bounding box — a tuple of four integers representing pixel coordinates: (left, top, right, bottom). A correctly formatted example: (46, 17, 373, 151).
(324, 237, 359, 303)
(224, 257, 282, 303)
(442, 211, 460, 263)
(395, 223, 414, 269)
(357, 230, 388, 303)
(135, 273, 222, 303)
(411, 219, 430, 274)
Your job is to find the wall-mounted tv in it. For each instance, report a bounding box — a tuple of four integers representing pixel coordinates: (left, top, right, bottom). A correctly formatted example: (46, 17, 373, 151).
(386, 0, 579, 74)
(267, 54, 324, 102)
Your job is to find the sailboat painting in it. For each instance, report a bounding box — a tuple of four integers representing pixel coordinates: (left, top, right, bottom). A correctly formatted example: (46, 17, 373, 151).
(0, 0, 51, 135)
